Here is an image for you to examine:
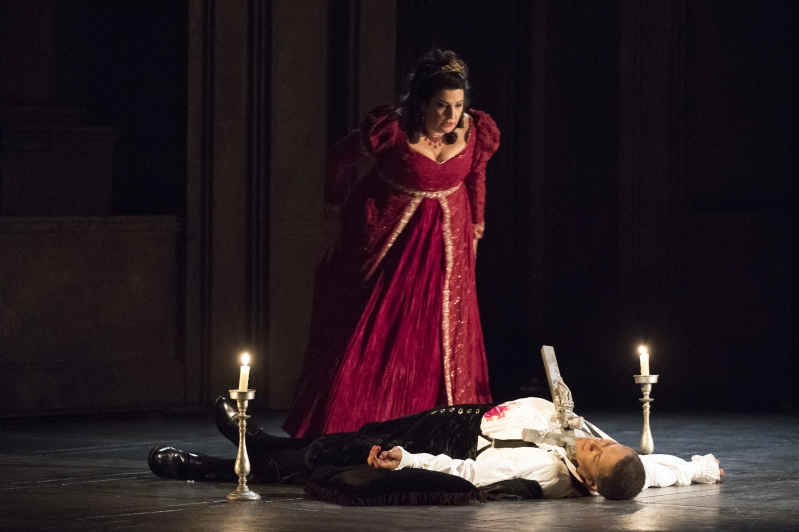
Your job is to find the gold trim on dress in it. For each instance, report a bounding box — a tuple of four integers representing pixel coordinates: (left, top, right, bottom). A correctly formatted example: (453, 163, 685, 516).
(473, 221, 485, 240)
(365, 196, 422, 280)
(439, 195, 455, 405)
(374, 172, 461, 404)
(378, 172, 462, 198)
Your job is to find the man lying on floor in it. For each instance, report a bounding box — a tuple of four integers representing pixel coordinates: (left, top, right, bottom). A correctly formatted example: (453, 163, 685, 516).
(149, 396, 723, 500)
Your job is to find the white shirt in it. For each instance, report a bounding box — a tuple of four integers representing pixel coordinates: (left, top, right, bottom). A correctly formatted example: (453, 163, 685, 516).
(395, 397, 720, 498)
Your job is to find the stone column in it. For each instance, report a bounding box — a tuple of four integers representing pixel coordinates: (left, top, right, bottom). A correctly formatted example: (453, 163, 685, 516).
(268, 0, 329, 408)
(185, 0, 253, 403)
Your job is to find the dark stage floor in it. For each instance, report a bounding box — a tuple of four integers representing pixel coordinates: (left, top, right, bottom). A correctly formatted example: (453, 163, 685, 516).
(1, 409, 798, 531)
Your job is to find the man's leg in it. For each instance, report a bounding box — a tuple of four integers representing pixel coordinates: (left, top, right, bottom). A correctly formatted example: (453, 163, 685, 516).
(149, 436, 369, 484)
(151, 399, 495, 484)
(231, 401, 496, 468)
(217, 396, 495, 460)
(148, 446, 239, 482)
(151, 398, 386, 483)
(215, 397, 313, 453)
(214, 397, 389, 473)
(148, 444, 311, 483)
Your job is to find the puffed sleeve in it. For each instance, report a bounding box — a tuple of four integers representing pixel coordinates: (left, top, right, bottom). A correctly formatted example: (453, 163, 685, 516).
(464, 110, 500, 237)
(324, 105, 400, 205)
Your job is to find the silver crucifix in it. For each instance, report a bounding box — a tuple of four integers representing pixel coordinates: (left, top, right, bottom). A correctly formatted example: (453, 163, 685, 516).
(521, 345, 584, 459)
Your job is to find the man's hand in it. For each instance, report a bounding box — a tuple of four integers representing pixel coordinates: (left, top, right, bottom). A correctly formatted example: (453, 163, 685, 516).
(717, 459, 725, 483)
(366, 445, 402, 470)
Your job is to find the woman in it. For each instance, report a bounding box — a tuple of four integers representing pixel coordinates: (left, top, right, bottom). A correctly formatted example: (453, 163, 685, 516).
(283, 49, 500, 437)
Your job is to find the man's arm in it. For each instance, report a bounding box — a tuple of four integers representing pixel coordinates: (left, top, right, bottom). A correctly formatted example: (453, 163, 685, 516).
(640, 454, 723, 489)
(367, 445, 517, 487)
(367, 445, 575, 497)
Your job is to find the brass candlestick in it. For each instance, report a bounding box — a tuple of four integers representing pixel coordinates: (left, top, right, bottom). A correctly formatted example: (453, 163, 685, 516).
(227, 389, 261, 501)
(633, 375, 659, 454)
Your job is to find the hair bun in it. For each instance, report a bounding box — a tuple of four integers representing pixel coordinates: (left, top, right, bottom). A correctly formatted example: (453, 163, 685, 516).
(410, 49, 468, 83)
(401, 49, 471, 144)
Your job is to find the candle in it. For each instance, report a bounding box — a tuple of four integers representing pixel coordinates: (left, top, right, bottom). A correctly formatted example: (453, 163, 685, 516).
(238, 352, 250, 391)
(638, 346, 650, 376)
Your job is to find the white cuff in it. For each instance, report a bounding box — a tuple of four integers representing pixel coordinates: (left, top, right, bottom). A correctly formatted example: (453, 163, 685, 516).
(395, 446, 415, 470)
(690, 454, 720, 483)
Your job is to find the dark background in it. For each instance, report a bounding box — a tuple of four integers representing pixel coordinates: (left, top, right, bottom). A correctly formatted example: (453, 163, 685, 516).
(1, 0, 796, 415)
(56, 0, 187, 215)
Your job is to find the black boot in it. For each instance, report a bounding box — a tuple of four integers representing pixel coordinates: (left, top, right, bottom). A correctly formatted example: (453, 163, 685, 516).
(214, 396, 311, 453)
(213, 396, 245, 447)
(148, 446, 235, 481)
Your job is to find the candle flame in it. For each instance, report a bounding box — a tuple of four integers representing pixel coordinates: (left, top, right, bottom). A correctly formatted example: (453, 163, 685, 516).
(241, 352, 250, 366)
(638, 345, 648, 355)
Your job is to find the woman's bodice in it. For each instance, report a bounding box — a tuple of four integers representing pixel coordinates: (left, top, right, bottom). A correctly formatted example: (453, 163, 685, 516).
(370, 111, 477, 192)
(325, 104, 500, 226)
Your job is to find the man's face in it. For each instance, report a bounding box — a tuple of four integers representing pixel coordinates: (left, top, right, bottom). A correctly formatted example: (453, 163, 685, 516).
(574, 438, 634, 491)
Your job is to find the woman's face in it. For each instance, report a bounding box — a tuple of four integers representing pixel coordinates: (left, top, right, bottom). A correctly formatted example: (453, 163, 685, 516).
(422, 89, 465, 135)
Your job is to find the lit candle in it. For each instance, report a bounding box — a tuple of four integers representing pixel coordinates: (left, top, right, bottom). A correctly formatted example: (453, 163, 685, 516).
(638, 346, 650, 376)
(238, 352, 250, 391)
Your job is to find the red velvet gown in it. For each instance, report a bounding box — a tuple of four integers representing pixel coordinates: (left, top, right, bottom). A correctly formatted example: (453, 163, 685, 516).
(283, 105, 500, 437)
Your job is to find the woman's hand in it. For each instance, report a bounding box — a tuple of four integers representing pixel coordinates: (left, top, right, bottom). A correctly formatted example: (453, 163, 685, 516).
(473, 238, 479, 257)
(366, 445, 402, 470)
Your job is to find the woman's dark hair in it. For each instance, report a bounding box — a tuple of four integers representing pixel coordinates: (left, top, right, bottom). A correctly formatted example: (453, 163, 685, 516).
(400, 49, 470, 145)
